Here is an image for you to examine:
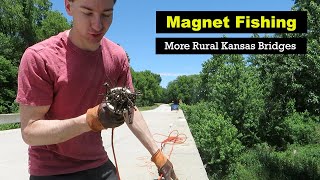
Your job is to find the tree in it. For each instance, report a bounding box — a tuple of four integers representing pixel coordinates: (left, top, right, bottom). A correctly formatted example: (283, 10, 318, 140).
(131, 69, 163, 106)
(0, 0, 71, 113)
(182, 102, 244, 177)
(200, 54, 265, 147)
(166, 74, 201, 105)
(36, 11, 71, 42)
(250, 0, 320, 148)
(0, 0, 71, 65)
(0, 56, 18, 113)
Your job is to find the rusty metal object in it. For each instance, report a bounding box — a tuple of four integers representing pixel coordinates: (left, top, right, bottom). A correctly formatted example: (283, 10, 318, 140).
(103, 83, 141, 124)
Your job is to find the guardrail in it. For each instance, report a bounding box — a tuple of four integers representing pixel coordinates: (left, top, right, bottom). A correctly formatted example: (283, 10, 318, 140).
(0, 113, 20, 125)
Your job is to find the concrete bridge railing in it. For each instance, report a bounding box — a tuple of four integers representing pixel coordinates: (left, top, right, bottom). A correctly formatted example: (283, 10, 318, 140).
(0, 113, 20, 125)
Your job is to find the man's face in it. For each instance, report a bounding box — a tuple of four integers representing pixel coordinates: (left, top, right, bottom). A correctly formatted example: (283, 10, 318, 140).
(65, 0, 114, 48)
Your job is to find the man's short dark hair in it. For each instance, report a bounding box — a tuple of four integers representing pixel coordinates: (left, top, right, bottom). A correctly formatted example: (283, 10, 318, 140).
(69, 0, 117, 4)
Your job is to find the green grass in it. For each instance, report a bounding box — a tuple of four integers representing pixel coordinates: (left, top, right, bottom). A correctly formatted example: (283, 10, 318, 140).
(0, 122, 20, 131)
(139, 103, 162, 111)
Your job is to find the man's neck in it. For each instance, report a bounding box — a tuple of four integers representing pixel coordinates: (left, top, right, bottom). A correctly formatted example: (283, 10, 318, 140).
(68, 29, 100, 51)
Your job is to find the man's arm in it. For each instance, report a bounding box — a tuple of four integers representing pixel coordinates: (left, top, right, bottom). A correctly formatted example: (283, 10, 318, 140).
(125, 107, 158, 155)
(20, 104, 91, 146)
(126, 107, 178, 179)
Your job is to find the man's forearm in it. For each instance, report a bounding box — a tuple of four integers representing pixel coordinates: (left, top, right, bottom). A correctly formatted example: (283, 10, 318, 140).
(126, 108, 159, 155)
(22, 114, 91, 146)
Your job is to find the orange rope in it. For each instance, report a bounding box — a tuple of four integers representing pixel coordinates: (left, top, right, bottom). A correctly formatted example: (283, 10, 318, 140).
(153, 130, 187, 152)
(154, 130, 187, 180)
(111, 128, 121, 180)
(111, 129, 187, 180)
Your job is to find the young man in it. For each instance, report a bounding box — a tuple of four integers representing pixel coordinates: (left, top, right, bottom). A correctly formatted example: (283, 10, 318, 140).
(16, 0, 178, 179)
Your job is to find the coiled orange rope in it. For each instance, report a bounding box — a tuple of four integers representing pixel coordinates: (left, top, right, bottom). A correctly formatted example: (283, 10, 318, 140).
(153, 130, 187, 180)
(111, 129, 187, 180)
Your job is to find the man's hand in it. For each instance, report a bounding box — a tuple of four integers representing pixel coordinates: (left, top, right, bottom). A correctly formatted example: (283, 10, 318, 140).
(151, 149, 178, 180)
(86, 103, 125, 131)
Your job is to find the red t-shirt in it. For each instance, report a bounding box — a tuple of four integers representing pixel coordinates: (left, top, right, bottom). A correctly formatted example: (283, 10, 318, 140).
(16, 30, 134, 176)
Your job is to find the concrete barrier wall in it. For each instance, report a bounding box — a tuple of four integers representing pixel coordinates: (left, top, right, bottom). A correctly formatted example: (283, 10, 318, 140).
(0, 113, 20, 125)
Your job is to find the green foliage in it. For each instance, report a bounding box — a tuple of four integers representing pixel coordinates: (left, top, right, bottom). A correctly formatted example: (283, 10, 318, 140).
(36, 10, 71, 41)
(227, 144, 270, 180)
(0, 0, 70, 49)
(157, 87, 169, 103)
(0, 0, 71, 113)
(200, 54, 265, 147)
(0, 123, 21, 131)
(248, 1, 320, 148)
(281, 111, 320, 145)
(0, 33, 23, 64)
(165, 1, 320, 178)
(131, 69, 163, 106)
(138, 103, 162, 111)
(182, 102, 244, 177)
(227, 143, 320, 180)
(166, 74, 201, 104)
(0, 56, 18, 113)
(264, 144, 320, 179)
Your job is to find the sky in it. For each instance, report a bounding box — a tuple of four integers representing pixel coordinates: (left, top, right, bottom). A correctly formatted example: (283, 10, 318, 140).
(50, 0, 295, 87)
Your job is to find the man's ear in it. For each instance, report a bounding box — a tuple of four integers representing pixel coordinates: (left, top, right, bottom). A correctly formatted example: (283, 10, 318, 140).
(65, 0, 73, 16)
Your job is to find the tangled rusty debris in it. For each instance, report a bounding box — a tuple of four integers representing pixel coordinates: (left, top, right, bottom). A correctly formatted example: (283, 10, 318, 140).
(103, 83, 141, 124)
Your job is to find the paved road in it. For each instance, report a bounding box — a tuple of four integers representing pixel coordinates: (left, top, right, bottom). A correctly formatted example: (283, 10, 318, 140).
(0, 104, 208, 180)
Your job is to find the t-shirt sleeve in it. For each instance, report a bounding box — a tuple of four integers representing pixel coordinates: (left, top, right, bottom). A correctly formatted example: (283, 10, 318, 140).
(16, 48, 53, 106)
(116, 50, 134, 92)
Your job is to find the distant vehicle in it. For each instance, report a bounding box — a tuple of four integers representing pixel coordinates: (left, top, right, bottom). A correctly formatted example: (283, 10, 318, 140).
(171, 104, 179, 111)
